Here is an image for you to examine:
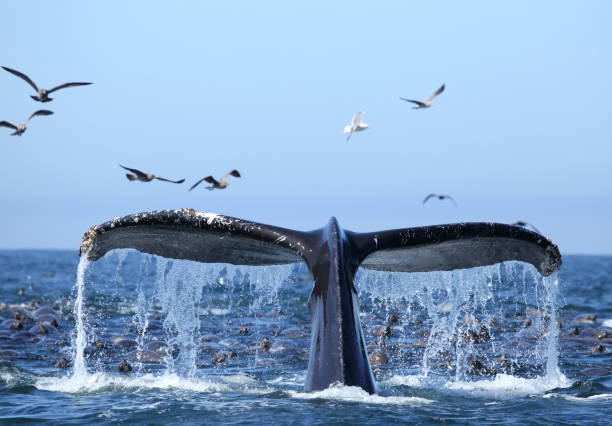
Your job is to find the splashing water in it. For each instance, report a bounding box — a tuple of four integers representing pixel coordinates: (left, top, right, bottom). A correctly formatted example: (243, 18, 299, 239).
(71, 255, 90, 378)
(355, 261, 568, 393)
(153, 257, 208, 377)
(69, 251, 298, 380)
(68, 251, 568, 400)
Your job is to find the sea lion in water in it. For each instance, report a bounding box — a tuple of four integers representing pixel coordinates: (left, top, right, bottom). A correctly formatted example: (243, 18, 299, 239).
(55, 358, 69, 368)
(1, 320, 23, 330)
(260, 337, 271, 352)
(118, 360, 133, 373)
(368, 350, 388, 366)
(212, 353, 226, 364)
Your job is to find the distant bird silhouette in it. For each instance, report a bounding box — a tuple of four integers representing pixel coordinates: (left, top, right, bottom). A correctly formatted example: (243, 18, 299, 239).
(343, 112, 369, 141)
(2, 66, 92, 103)
(190, 170, 241, 191)
(511, 221, 540, 234)
(423, 193, 457, 207)
(119, 165, 185, 184)
(0, 110, 54, 136)
(400, 84, 445, 109)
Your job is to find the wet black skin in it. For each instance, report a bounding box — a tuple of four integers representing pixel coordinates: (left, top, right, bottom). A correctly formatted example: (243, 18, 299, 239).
(81, 208, 561, 394)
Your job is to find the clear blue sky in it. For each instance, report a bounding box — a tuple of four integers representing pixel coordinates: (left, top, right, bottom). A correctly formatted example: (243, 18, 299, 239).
(1, 1, 610, 254)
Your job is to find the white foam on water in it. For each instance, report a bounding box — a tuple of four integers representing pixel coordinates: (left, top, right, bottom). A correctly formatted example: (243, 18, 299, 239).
(287, 384, 433, 405)
(0, 372, 19, 387)
(602, 319, 612, 328)
(201, 308, 231, 316)
(35, 372, 272, 395)
(543, 393, 612, 402)
(443, 373, 572, 399)
(267, 372, 307, 387)
(385, 374, 425, 388)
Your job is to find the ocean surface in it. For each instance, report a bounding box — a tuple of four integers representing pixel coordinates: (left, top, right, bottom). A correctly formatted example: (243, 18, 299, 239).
(0, 249, 610, 425)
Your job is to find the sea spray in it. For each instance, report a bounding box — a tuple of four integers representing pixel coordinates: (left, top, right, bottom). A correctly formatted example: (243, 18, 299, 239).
(154, 257, 207, 377)
(355, 261, 565, 385)
(72, 255, 91, 378)
(543, 272, 561, 380)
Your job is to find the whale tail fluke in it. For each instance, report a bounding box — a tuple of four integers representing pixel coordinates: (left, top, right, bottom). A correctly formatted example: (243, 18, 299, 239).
(81, 209, 560, 277)
(80, 209, 561, 395)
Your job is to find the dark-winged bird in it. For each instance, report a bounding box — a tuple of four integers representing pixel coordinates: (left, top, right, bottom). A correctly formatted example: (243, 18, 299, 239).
(2, 66, 92, 102)
(190, 170, 241, 191)
(400, 84, 445, 109)
(119, 165, 185, 184)
(0, 110, 53, 136)
(423, 193, 457, 207)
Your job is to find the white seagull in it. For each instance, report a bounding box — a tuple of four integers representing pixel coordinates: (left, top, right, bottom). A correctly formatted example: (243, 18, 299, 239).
(400, 84, 445, 109)
(190, 170, 241, 191)
(343, 112, 369, 141)
(0, 110, 54, 136)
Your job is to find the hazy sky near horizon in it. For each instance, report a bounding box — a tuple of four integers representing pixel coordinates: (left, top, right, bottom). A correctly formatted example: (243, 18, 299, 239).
(0, 1, 610, 254)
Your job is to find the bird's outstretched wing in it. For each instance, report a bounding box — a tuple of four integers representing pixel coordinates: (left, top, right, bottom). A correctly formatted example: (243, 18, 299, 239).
(2, 66, 39, 91)
(422, 194, 436, 204)
(445, 195, 458, 207)
(399, 97, 426, 108)
(155, 176, 185, 184)
(47, 82, 93, 94)
(189, 178, 208, 191)
(351, 112, 364, 127)
(26, 110, 54, 123)
(119, 164, 146, 178)
(204, 176, 219, 185)
(0, 121, 18, 130)
(426, 84, 445, 103)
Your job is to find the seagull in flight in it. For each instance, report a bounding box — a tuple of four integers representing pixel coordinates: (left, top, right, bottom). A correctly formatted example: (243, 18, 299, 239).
(343, 112, 369, 141)
(423, 193, 457, 207)
(511, 221, 541, 234)
(0, 110, 54, 136)
(2, 66, 92, 103)
(400, 84, 445, 109)
(119, 165, 185, 184)
(190, 170, 241, 191)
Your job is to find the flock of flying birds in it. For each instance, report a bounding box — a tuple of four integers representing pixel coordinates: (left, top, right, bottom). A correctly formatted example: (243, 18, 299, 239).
(341, 83, 540, 233)
(2, 68, 539, 231)
(0, 66, 241, 192)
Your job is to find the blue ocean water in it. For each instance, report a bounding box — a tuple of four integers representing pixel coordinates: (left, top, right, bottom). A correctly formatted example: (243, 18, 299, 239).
(0, 250, 610, 425)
